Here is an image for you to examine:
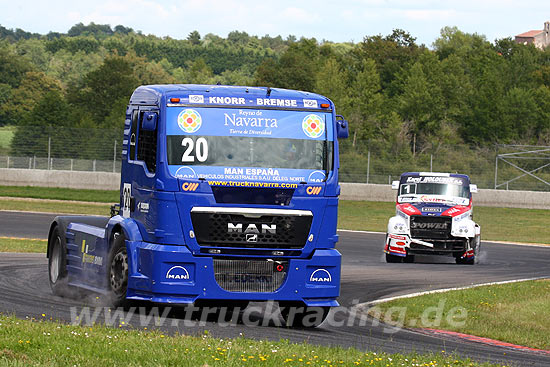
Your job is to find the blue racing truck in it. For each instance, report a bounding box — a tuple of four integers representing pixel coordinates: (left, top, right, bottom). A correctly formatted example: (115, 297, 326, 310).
(47, 84, 349, 327)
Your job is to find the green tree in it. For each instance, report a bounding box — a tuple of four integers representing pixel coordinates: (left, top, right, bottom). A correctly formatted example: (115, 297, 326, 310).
(68, 56, 139, 126)
(187, 31, 201, 45)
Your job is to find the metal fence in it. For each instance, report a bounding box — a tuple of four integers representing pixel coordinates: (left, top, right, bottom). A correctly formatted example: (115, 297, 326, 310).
(2, 126, 550, 191)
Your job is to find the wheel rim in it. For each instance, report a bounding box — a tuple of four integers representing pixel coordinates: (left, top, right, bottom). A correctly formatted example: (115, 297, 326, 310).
(110, 249, 128, 296)
(49, 236, 61, 283)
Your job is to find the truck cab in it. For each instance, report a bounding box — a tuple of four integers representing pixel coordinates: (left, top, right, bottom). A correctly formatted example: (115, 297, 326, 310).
(384, 172, 480, 265)
(47, 84, 349, 327)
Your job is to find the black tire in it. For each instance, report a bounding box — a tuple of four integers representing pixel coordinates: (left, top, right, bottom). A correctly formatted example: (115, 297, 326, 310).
(385, 253, 403, 263)
(48, 226, 69, 296)
(107, 232, 129, 307)
(279, 301, 330, 328)
(403, 255, 415, 263)
(455, 237, 479, 265)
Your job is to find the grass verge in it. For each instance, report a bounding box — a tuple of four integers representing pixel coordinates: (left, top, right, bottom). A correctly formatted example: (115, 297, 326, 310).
(0, 198, 110, 216)
(0, 314, 500, 367)
(371, 279, 550, 350)
(0, 237, 46, 253)
(0, 185, 119, 203)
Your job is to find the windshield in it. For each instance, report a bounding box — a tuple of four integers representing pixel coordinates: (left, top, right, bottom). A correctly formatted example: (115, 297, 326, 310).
(165, 107, 333, 183)
(398, 175, 470, 204)
(399, 183, 470, 198)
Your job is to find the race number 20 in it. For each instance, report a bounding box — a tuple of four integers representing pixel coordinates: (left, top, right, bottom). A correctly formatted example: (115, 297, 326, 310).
(182, 137, 208, 162)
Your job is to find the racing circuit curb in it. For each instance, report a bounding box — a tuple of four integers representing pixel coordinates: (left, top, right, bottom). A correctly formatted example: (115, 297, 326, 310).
(355, 277, 550, 356)
(416, 328, 550, 356)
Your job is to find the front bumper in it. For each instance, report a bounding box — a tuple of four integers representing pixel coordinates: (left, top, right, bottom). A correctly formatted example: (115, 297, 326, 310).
(126, 241, 341, 307)
(384, 233, 469, 257)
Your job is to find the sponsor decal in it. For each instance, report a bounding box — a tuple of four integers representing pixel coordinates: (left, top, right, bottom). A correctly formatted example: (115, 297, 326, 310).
(388, 245, 407, 255)
(177, 109, 202, 133)
(303, 99, 318, 108)
(166, 266, 190, 280)
(256, 98, 297, 107)
(309, 269, 332, 283)
(137, 202, 149, 213)
(406, 176, 464, 185)
(399, 203, 420, 214)
(420, 196, 449, 203)
(182, 182, 199, 191)
(306, 186, 322, 195)
(308, 170, 326, 183)
(443, 205, 471, 218)
(302, 114, 324, 138)
(388, 234, 407, 240)
(189, 95, 204, 104)
(232, 274, 272, 283)
(223, 111, 278, 129)
(81, 240, 103, 266)
(174, 166, 197, 179)
(410, 222, 448, 230)
(208, 180, 298, 189)
(422, 207, 442, 212)
(209, 96, 246, 105)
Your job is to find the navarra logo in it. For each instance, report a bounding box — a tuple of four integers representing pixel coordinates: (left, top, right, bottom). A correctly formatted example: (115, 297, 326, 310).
(302, 114, 324, 138)
(177, 109, 202, 133)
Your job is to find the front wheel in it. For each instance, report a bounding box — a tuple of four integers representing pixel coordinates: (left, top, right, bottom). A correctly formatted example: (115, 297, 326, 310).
(385, 253, 403, 263)
(279, 301, 330, 328)
(107, 232, 129, 306)
(456, 237, 479, 265)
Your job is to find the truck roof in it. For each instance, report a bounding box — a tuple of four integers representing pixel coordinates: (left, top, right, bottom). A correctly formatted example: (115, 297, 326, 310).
(400, 172, 471, 181)
(130, 84, 333, 108)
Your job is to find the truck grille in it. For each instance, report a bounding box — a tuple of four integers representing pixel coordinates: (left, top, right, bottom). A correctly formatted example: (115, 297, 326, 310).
(213, 259, 288, 293)
(191, 208, 312, 249)
(410, 216, 452, 240)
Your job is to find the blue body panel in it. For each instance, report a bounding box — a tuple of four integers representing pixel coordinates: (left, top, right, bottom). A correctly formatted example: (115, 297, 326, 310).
(58, 85, 344, 307)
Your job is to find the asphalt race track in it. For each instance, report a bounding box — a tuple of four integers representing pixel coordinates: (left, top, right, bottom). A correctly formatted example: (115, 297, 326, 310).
(1, 211, 550, 366)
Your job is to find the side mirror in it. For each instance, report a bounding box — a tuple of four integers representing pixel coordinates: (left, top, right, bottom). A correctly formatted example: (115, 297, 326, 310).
(336, 115, 349, 139)
(141, 112, 157, 131)
(391, 181, 400, 190)
(470, 184, 478, 193)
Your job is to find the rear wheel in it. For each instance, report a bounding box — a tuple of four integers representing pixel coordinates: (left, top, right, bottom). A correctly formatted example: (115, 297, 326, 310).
(385, 253, 403, 263)
(108, 232, 128, 306)
(279, 301, 330, 328)
(48, 226, 69, 296)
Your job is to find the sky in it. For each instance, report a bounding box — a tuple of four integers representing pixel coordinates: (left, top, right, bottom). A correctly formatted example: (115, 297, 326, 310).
(1, 0, 550, 46)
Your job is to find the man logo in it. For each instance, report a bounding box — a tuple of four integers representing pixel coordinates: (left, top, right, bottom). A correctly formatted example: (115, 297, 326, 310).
(166, 266, 190, 280)
(306, 186, 322, 195)
(246, 234, 258, 242)
(309, 269, 332, 283)
(182, 182, 199, 191)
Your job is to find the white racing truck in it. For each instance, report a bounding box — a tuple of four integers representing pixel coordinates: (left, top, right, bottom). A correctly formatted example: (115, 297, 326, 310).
(384, 172, 480, 265)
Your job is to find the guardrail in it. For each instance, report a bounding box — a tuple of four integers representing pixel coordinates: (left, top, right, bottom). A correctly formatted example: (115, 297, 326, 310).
(1, 169, 549, 209)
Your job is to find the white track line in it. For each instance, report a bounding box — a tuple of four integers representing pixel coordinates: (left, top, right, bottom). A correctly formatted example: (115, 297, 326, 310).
(361, 277, 550, 307)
